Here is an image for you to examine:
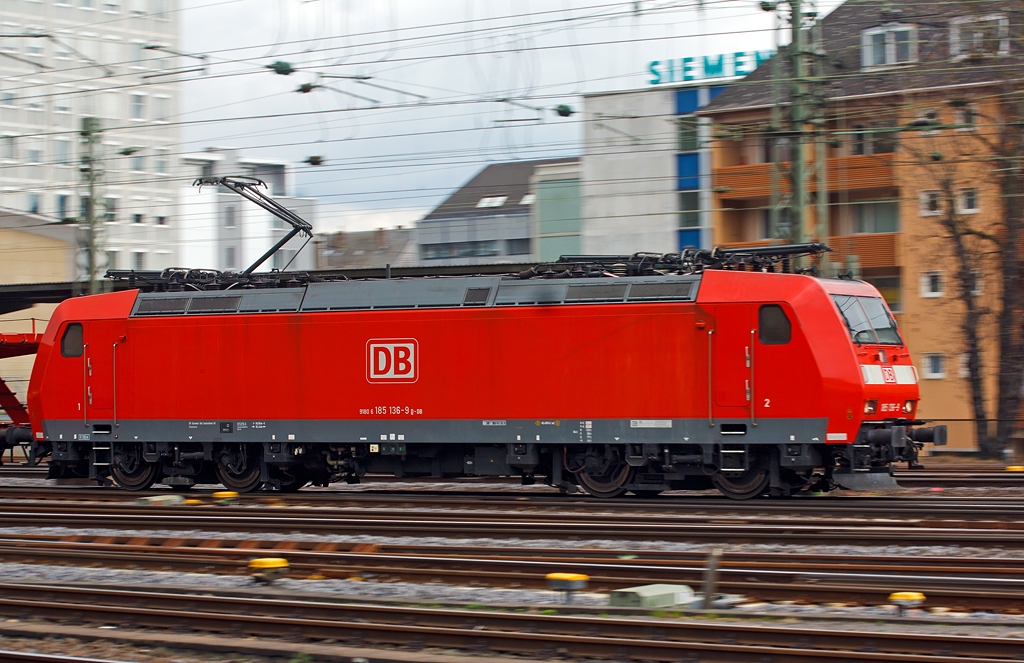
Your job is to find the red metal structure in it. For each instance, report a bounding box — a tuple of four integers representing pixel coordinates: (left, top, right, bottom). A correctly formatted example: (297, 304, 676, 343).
(2, 179, 946, 498)
(0, 327, 43, 458)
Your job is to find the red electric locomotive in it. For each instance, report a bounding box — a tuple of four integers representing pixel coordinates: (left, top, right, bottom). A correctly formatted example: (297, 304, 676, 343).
(5, 178, 946, 499)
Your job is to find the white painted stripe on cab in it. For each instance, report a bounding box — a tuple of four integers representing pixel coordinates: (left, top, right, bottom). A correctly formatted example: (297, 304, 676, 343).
(861, 364, 884, 384)
(894, 365, 918, 384)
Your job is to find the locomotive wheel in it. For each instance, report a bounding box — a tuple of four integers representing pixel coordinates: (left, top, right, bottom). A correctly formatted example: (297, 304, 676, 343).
(216, 444, 263, 492)
(578, 462, 634, 499)
(110, 443, 158, 491)
(711, 450, 770, 500)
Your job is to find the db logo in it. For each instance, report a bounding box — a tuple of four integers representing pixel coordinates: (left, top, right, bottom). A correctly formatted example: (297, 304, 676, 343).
(367, 339, 418, 383)
(882, 367, 897, 384)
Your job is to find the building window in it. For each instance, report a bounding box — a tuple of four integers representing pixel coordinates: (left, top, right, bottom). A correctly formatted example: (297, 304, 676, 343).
(103, 1, 120, 11)
(920, 191, 941, 216)
(680, 191, 700, 228)
(864, 275, 902, 313)
(130, 154, 145, 172)
(920, 271, 944, 298)
(26, 146, 42, 164)
(129, 0, 145, 14)
(25, 40, 44, 58)
(79, 0, 95, 8)
(506, 238, 531, 255)
(153, 96, 169, 122)
(765, 135, 791, 163)
(862, 25, 917, 68)
(55, 139, 71, 165)
(421, 240, 500, 260)
(678, 116, 698, 152)
(225, 246, 237, 269)
(132, 213, 143, 224)
(129, 94, 145, 120)
(958, 188, 979, 213)
(969, 269, 983, 297)
(103, 196, 117, 222)
(27, 193, 41, 214)
(0, 92, 15, 107)
(106, 251, 117, 270)
(854, 201, 899, 234)
(154, 149, 169, 174)
(476, 196, 507, 209)
(0, 136, 15, 160)
(852, 126, 897, 156)
(155, 215, 167, 225)
(224, 206, 236, 228)
(922, 353, 946, 379)
(954, 104, 977, 129)
(950, 14, 1009, 59)
(133, 251, 145, 270)
(57, 194, 70, 220)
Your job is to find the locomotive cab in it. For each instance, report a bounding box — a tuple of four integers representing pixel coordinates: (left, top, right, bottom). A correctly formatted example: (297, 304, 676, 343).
(821, 279, 946, 489)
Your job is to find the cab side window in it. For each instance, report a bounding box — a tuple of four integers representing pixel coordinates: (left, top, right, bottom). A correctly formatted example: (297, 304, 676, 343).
(61, 323, 83, 357)
(759, 305, 791, 344)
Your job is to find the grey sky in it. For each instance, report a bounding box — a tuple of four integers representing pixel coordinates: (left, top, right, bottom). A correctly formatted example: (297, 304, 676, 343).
(179, 0, 820, 232)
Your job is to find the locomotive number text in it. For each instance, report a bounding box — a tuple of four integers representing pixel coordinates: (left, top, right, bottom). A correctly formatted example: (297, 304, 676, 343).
(359, 405, 424, 416)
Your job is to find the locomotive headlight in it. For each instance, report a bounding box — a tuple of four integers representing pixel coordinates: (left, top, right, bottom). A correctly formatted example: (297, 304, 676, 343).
(904, 400, 915, 414)
(864, 400, 878, 415)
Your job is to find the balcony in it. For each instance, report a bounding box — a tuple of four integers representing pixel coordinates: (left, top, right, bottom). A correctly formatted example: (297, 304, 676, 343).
(714, 153, 896, 200)
(715, 234, 898, 269)
(827, 232, 898, 269)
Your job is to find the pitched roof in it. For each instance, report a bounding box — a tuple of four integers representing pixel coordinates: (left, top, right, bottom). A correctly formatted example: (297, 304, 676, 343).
(703, 0, 1015, 114)
(422, 158, 578, 223)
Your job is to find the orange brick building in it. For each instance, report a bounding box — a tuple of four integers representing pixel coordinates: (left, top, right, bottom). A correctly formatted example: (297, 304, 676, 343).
(702, 0, 1012, 451)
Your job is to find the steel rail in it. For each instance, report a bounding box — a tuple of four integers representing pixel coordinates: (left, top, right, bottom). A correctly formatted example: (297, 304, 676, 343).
(2, 503, 1024, 547)
(0, 583, 1020, 662)
(4, 486, 1024, 521)
(0, 653, 129, 663)
(2, 535, 1024, 610)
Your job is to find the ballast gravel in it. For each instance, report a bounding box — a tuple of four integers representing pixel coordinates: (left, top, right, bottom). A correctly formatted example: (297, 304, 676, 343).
(2, 524, 1022, 559)
(0, 560, 607, 606)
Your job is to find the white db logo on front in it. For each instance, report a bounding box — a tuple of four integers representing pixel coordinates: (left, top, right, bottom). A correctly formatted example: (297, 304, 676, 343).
(367, 339, 418, 383)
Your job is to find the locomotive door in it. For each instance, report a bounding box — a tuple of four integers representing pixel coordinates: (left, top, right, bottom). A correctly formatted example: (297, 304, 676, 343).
(712, 304, 753, 413)
(84, 320, 126, 423)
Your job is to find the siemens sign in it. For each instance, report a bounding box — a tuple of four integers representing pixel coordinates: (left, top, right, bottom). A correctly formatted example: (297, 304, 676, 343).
(648, 51, 774, 85)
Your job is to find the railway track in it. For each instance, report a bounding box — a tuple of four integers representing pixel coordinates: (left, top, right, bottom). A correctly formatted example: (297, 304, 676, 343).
(2, 485, 1024, 521)
(2, 533, 1024, 611)
(2, 498, 1024, 547)
(0, 582, 1020, 663)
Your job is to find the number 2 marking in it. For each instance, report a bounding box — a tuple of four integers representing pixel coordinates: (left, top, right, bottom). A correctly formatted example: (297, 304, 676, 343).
(763, 398, 771, 408)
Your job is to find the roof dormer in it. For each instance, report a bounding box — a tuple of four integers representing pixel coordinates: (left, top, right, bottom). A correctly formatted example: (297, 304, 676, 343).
(861, 23, 917, 69)
(950, 14, 1009, 59)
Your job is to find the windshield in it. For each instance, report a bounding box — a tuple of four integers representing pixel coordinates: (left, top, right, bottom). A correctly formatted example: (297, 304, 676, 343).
(831, 295, 903, 345)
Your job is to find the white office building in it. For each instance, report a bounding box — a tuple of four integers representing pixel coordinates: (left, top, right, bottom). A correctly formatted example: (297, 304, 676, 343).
(0, 0, 181, 274)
